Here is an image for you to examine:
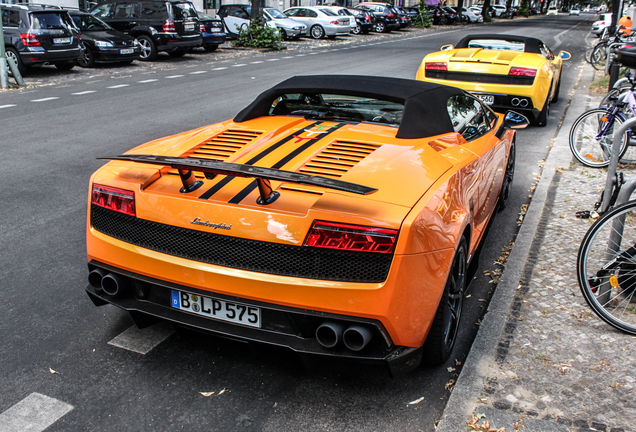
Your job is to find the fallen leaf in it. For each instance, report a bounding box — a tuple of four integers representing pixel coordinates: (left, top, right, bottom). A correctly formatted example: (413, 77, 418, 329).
(49, 368, 59, 375)
(200, 392, 215, 397)
(407, 396, 425, 405)
(218, 388, 228, 395)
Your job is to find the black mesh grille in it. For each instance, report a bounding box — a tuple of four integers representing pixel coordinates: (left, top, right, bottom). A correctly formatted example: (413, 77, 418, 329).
(91, 205, 393, 283)
(425, 70, 535, 86)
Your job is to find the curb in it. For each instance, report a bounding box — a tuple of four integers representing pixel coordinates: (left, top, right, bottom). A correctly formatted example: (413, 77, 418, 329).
(435, 61, 596, 432)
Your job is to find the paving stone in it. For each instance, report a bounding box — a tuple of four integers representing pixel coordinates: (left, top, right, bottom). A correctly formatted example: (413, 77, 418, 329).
(471, 91, 636, 432)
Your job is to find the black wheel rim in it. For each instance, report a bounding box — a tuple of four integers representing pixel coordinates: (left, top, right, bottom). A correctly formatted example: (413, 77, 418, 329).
(501, 143, 515, 203)
(443, 246, 466, 351)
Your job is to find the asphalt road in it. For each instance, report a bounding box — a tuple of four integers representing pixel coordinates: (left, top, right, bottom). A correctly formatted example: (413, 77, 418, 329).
(0, 14, 593, 432)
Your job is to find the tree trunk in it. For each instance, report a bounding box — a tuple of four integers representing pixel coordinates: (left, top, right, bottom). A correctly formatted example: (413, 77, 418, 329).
(482, 0, 492, 21)
(251, 0, 264, 25)
(456, 0, 464, 23)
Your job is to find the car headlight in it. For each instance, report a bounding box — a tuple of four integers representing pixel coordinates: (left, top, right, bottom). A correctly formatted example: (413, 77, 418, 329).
(94, 40, 114, 48)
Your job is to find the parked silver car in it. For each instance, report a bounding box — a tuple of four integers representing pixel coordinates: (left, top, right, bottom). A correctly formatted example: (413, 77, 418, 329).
(217, 4, 306, 40)
(323, 6, 357, 33)
(283, 6, 351, 39)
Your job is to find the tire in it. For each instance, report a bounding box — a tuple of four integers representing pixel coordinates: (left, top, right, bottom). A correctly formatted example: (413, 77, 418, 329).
(78, 45, 95, 68)
(585, 46, 594, 64)
(310, 25, 325, 39)
(168, 48, 187, 58)
(569, 108, 629, 168)
(137, 35, 157, 61)
(375, 21, 386, 33)
(54, 61, 75, 71)
(591, 42, 608, 71)
(352, 23, 361, 35)
(535, 93, 550, 127)
(498, 141, 515, 211)
(600, 88, 620, 108)
(577, 200, 636, 335)
(280, 29, 288, 40)
(5, 47, 27, 76)
(551, 73, 561, 103)
(204, 44, 219, 52)
(422, 237, 467, 365)
(361, 27, 370, 34)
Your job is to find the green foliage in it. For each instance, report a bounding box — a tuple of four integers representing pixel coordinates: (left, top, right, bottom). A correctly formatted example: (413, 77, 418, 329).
(234, 19, 282, 50)
(412, 1, 432, 27)
(519, 0, 530, 16)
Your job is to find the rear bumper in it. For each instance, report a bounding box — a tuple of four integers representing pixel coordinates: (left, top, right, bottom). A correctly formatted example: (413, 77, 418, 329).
(93, 47, 141, 63)
(154, 33, 203, 50)
(202, 33, 226, 46)
(20, 46, 81, 65)
(86, 261, 423, 376)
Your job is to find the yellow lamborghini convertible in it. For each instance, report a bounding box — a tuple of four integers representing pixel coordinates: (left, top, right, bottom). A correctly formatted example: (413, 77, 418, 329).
(416, 34, 571, 126)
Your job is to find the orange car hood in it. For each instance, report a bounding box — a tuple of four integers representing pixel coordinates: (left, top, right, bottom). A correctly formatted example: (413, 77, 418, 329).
(92, 117, 459, 240)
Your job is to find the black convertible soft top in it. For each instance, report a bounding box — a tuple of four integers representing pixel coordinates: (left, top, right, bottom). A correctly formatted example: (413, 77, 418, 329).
(455, 34, 544, 54)
(234, 75, 465, 139)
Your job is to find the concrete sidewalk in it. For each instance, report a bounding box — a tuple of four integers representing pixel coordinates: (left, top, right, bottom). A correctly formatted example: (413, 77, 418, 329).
(436, 64, 636, 432)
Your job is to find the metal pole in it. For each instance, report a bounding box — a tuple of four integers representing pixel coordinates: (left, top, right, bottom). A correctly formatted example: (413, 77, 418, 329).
(0, 2, 9, 89)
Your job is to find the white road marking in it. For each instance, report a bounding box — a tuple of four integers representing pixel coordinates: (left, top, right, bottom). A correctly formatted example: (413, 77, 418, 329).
(266, 58, 280, 61)
(251, 61, 264, 64)
(296, 54, 306, 57)
(0, 104, 16, 109)
(30, 97, 59, 103)
(107, 84, 129, 89)
(232, 64, 247, 67)
(212, 67, 228, 70)
(189, 71, 207, 74)
(308, 52, 318, 55)
(86, 79, 103, 83)
(281, 56, 294, 59)
(0, 393, 73, 432)
(138, 79, 158, 83)
(72, 91, 96, 96)
(108, 321, 174, 354)
(166, 75, 184, 79)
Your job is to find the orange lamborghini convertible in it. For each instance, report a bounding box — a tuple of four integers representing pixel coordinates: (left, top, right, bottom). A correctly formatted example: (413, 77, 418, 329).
(86, 75, 527, 375)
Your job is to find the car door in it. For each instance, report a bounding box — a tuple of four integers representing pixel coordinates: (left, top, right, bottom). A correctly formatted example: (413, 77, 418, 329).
(446, 95, 504, 237)
(110, 2, 140, 33)
(224, 5, 249, 35)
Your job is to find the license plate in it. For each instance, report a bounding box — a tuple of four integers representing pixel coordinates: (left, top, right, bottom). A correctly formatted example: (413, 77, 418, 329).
(53, 37, 71, 44)
(120, 48, 134, 54)
(476, 94, 494, 105)
(171, 290, 261, 328)
(209, 27, 221, 32)
(185, 23, 194, 31)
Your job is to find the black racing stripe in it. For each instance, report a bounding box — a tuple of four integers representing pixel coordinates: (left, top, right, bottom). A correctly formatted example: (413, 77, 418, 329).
(228, 122, 347, 205)
(198, 122, 320, 200)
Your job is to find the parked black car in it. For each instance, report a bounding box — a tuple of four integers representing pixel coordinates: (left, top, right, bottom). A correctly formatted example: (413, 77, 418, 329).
(1, 3, 80, 75)
(440, 6, 458, 23)
(69, 11, 140, 67)
(354, 2, 400, 33)
(90, 0, 202, 61)
(394, 6, 412, 28)
(197, 12, 226, 52)
(346, 8, 375, 34)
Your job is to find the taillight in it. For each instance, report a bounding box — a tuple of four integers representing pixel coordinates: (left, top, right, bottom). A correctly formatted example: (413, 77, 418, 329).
(387, 13, 395, 17)
(200, 24, 206, 32)
(508, 67, 536, 77)
(163, 19, 176, 32)
(92, 184, 136, 217)
(425, 62, 447, 71)
(331, 20, 339, 24)
(304, 221, 398, 254)
(365, 15, 371, 21)
(20, 33, 40, 46)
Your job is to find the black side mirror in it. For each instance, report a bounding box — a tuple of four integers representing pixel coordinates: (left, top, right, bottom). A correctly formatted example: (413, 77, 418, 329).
(503, 111, 530, 129)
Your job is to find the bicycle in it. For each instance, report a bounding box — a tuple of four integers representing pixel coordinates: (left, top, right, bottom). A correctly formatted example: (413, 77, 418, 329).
(577, 113, 636, 335)
(569, 83, 636, 168)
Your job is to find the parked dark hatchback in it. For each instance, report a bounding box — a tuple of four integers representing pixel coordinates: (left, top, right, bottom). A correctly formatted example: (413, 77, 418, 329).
(354, 2, 399, 33)
(90, 0, 202, 61)
(197, 12, 226, 51)
(346, 8, 375, 34)
(1, 4, 80, 74)
(69, 11, 140, 67)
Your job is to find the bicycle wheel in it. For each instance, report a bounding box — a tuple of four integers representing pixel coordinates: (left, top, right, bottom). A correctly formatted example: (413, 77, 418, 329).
(569, 108, 629, 168)
(577, 200, 636, 334)
(591, 43, 608, 71)
(585, 46, 595, 64)
(599, 88, 620, 108)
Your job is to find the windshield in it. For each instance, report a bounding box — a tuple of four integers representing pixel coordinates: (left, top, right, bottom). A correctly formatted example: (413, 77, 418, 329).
(30, 12, 74, 30)
(171, 2, 197, 20)
(268, 93, 404, 126)
(318, 8, 337, 16)
(71, 14, 111, 31)
(467, 39, 525, 52)
(265, 8, 287, 19)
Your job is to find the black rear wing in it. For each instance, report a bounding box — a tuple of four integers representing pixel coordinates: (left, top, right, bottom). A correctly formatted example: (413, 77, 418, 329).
(99, 155, 377, 205)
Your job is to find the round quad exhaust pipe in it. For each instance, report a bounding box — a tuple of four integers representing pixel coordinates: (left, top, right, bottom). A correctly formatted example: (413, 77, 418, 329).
(316, 321, 346, 348)
(511, 98, 520, 106)
(519, 98, 529, 107)
(88, 268, 108, 290)
(101, 273, 126, 296)
(343, 325, 373, 352)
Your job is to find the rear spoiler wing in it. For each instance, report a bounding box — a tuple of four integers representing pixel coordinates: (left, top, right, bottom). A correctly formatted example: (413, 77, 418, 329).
(99, 155, 377, 205)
